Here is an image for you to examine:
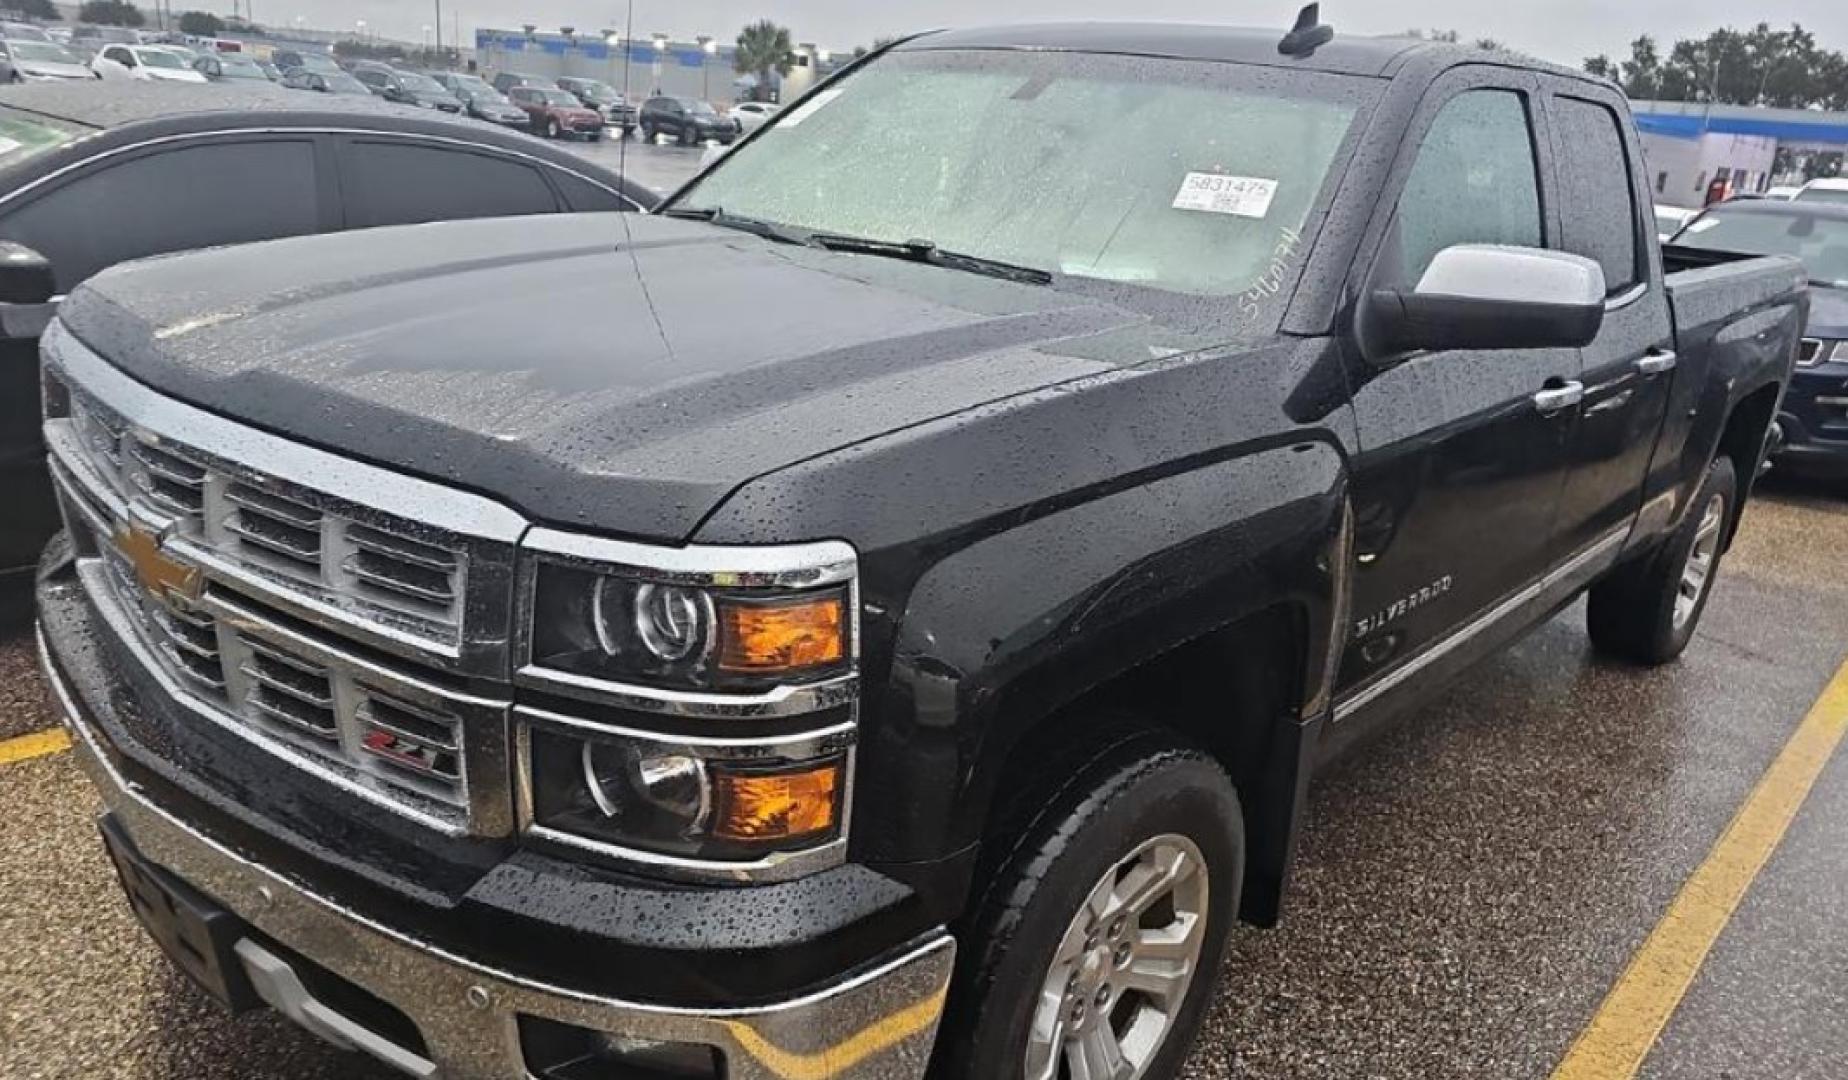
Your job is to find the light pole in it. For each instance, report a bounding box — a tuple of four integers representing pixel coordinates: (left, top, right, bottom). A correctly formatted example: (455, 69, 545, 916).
(698, 36, 715, 101)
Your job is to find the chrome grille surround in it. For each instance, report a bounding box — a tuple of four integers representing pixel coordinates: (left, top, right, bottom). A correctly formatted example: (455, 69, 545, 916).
(1799, 337, 1822, 366)
(43, 326, 519, 836)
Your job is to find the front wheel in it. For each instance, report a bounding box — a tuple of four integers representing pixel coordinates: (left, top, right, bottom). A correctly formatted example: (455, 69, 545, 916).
(545, 118, 561, 139)
(1588, 455, 1737, 664)
(933, 730, 1242, 1080)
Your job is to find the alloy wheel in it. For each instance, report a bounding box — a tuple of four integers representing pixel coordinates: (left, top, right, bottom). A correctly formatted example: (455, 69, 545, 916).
(1025, 834, 1210, 1080)
(1673, 492, 1726, 630)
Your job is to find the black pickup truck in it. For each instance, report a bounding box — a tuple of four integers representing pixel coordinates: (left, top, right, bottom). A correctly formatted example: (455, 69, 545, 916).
(36, 16, 1806, 1080)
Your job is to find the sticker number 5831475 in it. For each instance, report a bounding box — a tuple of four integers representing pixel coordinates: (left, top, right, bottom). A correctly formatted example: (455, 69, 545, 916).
(1171, 173, 1278, 218)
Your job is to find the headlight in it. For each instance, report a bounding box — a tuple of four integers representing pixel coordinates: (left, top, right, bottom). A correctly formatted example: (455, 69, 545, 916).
(524, 716, 850, 865)
(526, 559, 851, 692)
(1832, 340, 1848, 364)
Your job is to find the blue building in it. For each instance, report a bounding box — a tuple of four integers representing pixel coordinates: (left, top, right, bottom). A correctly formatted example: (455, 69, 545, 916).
(1631, 100, 1848, 208)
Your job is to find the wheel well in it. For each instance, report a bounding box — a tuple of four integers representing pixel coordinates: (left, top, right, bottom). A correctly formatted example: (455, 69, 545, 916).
(1717, 383, 1780, 544)
(978, 605, 1308, 925)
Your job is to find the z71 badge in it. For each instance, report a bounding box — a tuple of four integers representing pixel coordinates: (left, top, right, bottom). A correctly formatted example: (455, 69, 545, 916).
(1355, 576, 1453, 636)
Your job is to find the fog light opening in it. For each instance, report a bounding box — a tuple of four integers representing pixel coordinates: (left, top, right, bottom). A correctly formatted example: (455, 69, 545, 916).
(520, 1014, 723, 1079)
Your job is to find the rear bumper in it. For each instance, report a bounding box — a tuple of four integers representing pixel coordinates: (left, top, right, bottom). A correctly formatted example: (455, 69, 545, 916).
(39, 622, 954, 1079)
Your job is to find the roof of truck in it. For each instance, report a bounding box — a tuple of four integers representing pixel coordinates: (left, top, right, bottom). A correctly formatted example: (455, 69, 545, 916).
(899, 22, 1569, 79)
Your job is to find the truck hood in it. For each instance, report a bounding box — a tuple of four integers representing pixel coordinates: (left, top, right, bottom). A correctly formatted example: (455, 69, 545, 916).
(58, 212, 1152, 541)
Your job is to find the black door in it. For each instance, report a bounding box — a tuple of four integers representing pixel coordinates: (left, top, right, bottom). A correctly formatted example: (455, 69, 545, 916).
(1541, 84, 1677, 561)
(333, 136, 562, 229)
(1336, 75, 1583, 696)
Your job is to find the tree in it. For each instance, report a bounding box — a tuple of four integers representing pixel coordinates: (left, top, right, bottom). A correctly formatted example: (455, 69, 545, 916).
(733, 19, 794, 102)
(1585, 23, 1848, 109)
(6, 0, 59, 20)
(77, 0, 144, 27)
(177, 10, 222, 36)
(1583, 55, 1618, 81)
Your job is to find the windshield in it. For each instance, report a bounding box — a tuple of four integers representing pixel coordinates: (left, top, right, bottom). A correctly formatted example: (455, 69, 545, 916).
(675, 50, 1370, 318)
(3, 25, 51, 42)
(0, 107, 86, 167)
(1675, 208, 1848, 288)
(451, 75, 492, 94)
(573, 80, 618, 101)
(218, 56, 266, 78)
(1796, 186, 1848, 207)
(294, 52, 341, 74)
(324, 73, 369, 93)
(138, 48, 186, 70)
(400, 73, 446, 95)
(13, 41, 79, 64)
(539, 89, 579, 107)
(685, 99, 717, 115)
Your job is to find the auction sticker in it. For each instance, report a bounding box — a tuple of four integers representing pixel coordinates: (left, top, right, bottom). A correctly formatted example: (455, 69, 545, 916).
(1172, 173, 1277, 218)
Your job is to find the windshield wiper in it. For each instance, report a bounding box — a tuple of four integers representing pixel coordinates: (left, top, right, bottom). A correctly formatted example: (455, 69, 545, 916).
(807, 233, 1053, 286)
(660, 206, 811, 246)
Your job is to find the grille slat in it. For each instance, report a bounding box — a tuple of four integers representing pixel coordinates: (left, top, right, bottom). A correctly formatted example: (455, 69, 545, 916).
(346, 524, 458, 572)
(247, 691, 340, 740)
(349, 554, 456, 605)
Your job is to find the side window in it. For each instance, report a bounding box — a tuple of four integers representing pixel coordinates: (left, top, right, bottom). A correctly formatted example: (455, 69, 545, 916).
(548, 168, 644, 212)
(0, 140, 321, 292)
(341, 139, 558, 229)
(1391, 89, 1542, 286)
(1552, 95, 1642, 294)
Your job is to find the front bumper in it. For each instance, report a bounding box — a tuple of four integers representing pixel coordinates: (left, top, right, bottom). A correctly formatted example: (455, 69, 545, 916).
(1774, 365, 1848, 473)
(41, 629, 954, 1078)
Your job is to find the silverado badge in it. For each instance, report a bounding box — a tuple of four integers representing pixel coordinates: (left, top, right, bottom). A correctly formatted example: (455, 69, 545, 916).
(114, 520, 203, 603)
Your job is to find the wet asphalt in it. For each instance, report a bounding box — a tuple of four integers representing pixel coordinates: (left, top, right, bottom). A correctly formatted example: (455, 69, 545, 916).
(3, 477, 1846, 1080)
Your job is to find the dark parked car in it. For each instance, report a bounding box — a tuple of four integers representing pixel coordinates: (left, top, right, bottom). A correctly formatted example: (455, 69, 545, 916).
(490, 70, 552, 95)
(33, 18, 1806, 1080)
(638, 94, 737, 145)
(556, 75, 637, 134)
(269, 48, 341, 76)
(430, 70, 529, 127)
(349, 64, 463, 112)
(0, 83, 653, 605)
(192, 52, 269, 83)
(508, 84, 604, 140)
(280, 68, 371, 95)
(1670, 200, 1848, 474)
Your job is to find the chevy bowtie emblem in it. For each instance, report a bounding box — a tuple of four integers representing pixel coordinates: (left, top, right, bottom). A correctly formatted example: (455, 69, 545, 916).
(114, 520, 203, 603)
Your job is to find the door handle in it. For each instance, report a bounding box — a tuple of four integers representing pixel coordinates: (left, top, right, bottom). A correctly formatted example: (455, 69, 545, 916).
(1636, 350, 1678, 376)
(1533, 381, 1585, 416)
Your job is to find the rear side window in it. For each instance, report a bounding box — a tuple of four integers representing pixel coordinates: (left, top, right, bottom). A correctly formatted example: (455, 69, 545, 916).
(1553, 95, 1641, 294)
(1392, 89, 1542, 285)
(0, 139, 320, 292)
(547, 169, 644, 212)
(341, 139, 558, 228)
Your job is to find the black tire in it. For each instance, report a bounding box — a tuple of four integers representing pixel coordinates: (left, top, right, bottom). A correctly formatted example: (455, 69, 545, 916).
(545, 118, 561, 140)
(932, 728, 1243, 1080)
(638, 122, 654, 143)
(1588, 455, 1738, 664)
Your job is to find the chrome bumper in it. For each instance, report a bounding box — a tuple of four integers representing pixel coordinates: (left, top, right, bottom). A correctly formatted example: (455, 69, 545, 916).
(39, 627, 954, 1080)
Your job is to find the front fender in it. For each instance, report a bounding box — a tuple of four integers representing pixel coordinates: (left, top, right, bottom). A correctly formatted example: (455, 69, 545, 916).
(861, 440, 1349, 864)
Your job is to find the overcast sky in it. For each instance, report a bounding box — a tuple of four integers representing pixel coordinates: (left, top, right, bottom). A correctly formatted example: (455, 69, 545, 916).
(222, 1, 1848, 67)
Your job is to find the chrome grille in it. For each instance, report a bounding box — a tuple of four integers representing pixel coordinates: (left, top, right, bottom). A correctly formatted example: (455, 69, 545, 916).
(44, 329, 525, 836)
(62, 385, 470, 647)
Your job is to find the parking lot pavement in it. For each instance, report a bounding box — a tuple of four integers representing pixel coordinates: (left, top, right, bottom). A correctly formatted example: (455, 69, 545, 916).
(2, 479, 1846, 1080)
(561, 135, 707, 196)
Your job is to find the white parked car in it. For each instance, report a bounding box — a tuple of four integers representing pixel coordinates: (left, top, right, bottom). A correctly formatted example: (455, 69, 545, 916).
(727, 100, 779, 132)
(90, 44, 208, 83)
(0, 39, 94, 83)
(1763, 185, 1804, 201)
(1794, 177, 1848, 206)
(1653, 204, 1698, 243)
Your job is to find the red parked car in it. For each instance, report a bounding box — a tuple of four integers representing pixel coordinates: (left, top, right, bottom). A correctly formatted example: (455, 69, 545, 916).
(507, 85, 604, 141)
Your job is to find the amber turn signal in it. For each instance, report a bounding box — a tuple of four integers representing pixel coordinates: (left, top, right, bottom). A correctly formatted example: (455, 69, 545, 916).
(716, 593, 846, 673)
(711, 761, 842, 843)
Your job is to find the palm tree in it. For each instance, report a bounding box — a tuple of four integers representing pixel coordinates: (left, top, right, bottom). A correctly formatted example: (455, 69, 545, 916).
(734, 20, 795, 103)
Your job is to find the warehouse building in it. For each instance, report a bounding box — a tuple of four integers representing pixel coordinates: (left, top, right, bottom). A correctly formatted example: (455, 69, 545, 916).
(1633, 100, 1848, 208)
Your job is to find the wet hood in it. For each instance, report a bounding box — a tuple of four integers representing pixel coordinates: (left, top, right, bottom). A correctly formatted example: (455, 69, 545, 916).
(57, 213, 1148, 541)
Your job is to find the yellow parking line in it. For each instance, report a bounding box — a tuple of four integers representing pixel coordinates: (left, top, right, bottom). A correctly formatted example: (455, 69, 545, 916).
(1552, 656, 1848, 1080)
(0, 727, 73, 766)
